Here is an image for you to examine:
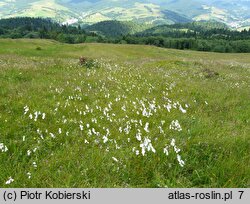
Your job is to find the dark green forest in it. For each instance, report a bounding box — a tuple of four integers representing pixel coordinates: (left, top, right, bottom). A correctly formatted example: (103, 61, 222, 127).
(1, 17, 250, 53)
(0, 17, 100, 43)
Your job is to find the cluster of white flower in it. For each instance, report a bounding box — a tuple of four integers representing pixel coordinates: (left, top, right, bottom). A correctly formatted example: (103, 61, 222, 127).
(163, 139, 185, 167)
(169, 120, 182, 132)
(0, 143, 8, 152)
(27, 172, 32, 179)
(24, 106, 46, 121)
(140, 137, 156, 156)
(24, 105, 29, 115)
(17, 61, 190, 185)
(5, 177, 14, 185)
(33, 162, 37, 168)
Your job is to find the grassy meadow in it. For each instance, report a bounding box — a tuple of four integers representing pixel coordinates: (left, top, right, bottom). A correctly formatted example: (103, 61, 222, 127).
(0, 39, 249, 187)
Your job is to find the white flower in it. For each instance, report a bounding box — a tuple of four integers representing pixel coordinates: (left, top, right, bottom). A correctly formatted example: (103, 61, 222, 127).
(144, 122, 150, 132)
(49, 133, 55, 138)
(5, 177, 14, 185)
(142, 108, 149, 117)
(169, 120, 182, 132)
(87, 129, 92, 136)
(158, 126, 164, 134)
(0, 143, 8, 152)
(92, 128, 97, 135)
(177, 154, 185, 167)
(124, 124, 131, 134)
(171, 139, 176, 147)
(171, 139, 181, 153)
(179, 105, 187, 113)
(80, 125, 84, 131)
(33, 162, 37, 168)
(29, 114, 33, 119)
(141, 147, 146, 156)
(121, 105, 126, 111)
(165, 104, 172, 112)
(119, 127, 123, 133)
(163, 146, 169, 156)
(103, 136, 108, 143)
(112, 157, 118, 162)
(140, 137, 156, 156)
(174, 146, 181, 154)
(27, 172, 31, 179)
(27, 150, 31, 156)
(42, 113, 46, 119)
(149, 144, 156, 153)
(24, 106, 29, 115)
(136, 130, 142, 141)
(139, 120, 143, 126)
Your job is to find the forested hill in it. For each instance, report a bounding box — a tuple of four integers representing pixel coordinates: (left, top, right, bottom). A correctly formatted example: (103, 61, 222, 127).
(85, 20, 250, 40)
(0, 17, 100, 43)
(1, 17, 250, 53)
(86, 20, 250, 53)
(135, 21, 250, 41)
(85, 21, 151, 37)
(138, 21, 229, 36)
(0, 17, 60, 31)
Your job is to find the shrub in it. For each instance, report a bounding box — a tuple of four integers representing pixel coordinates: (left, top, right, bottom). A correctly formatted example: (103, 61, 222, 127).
(79, 57, 99, 69)
(202, 68, 219, 78)
(79, 56, 87, 65)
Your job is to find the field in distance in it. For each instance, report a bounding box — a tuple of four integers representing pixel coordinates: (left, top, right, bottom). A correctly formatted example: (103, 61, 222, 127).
(0, 39, 249, 187)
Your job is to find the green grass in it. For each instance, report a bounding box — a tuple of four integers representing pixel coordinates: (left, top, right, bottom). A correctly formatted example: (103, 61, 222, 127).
(0, 39, 249, 188)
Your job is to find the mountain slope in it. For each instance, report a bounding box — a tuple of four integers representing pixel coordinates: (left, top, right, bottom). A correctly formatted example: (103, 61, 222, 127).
(0, 0, 77, 21)
(85, 20, 152, 37)
(0, 0, 249, 28)
(138, 21, 229, 36)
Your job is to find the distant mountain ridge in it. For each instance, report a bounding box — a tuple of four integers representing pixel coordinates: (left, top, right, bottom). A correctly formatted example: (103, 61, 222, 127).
(0, 0, 250, 29)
